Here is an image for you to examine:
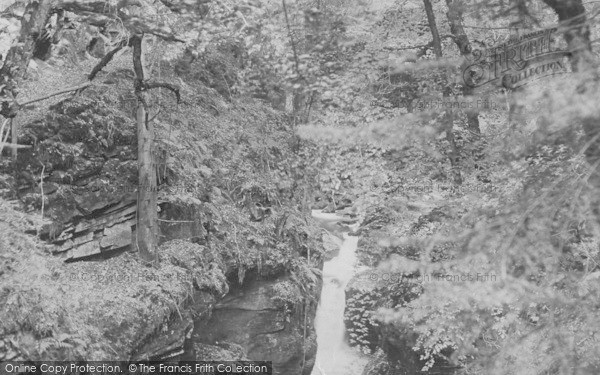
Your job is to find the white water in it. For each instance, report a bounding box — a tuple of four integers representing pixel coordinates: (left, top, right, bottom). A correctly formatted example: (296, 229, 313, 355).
(311, 211, 369, 375)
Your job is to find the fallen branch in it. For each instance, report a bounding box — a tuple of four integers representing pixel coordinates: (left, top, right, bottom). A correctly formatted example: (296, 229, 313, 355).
(19, 82, 91, 107)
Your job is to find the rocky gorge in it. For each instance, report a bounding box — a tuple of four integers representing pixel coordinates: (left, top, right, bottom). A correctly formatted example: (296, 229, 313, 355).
(0, 40, 327, 374)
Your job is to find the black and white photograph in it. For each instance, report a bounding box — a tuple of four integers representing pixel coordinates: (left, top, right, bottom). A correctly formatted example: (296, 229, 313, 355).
(1, 0, 599, 374)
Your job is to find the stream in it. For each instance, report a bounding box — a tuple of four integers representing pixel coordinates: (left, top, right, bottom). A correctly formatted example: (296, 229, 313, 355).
(311, 210, 370, 375)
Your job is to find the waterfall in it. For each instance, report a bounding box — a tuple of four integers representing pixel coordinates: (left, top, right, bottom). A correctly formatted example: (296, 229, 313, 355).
(311, 211, 368, 375)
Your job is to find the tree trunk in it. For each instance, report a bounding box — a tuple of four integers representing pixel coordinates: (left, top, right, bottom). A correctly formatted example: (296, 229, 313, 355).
(285, 91, 294, 113)
(424, 0, 462, 184)
(423, 0, 443, 58)
(445, 119, 463, 185)
(11, 118, 17, 159)
(542, 0, 596, 73)
(542, 0, 598, 164)
(132, 34, 158, 265)
(0, 0, 53, 161)
(445, 0, 480, 135)
(541, 1, 600, 232)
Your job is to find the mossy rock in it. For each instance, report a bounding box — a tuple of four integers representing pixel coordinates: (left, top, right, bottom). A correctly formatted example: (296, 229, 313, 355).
(345, 269, 423, 354)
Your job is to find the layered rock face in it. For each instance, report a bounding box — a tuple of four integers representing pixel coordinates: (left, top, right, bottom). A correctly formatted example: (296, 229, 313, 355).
(188, 275, 319, 375)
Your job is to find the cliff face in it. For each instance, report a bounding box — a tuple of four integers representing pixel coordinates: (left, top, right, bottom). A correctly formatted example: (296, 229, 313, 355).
(0, 40, 324, 372)
(188, 274, 320, 375)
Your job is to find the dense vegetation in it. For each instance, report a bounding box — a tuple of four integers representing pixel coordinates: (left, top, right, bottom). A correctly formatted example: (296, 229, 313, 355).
(1, 0, 600, 374)
(302, 1, 600, 374)
(0, 0, 327, 364)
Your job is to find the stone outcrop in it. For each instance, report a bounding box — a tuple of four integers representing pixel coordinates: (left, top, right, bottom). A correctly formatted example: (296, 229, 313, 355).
(189, 275, 319, 375)
(50, 197, 137, 260)
(131, 290, 216, 361)
(47, 195, 211, 261)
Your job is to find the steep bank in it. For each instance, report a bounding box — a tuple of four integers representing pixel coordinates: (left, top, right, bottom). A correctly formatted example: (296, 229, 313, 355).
(0, 39, 326, 373)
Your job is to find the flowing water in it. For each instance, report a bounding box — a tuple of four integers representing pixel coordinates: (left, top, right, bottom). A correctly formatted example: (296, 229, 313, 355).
(311, 211, 370, 375)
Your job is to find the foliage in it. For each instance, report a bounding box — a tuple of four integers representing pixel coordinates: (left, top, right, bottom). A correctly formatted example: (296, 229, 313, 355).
(345, 289, 381, 354)
(0, 207, 196, 360)
(0, 0, 331, 362)
(289, 0, 600, 374)
(3, 0, 600, 372)
(271, 280, 304, 307)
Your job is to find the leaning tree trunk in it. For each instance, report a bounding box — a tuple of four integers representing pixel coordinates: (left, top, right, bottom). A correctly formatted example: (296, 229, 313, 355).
(132, 34, 158, 264)
(0, 0, 53, 158)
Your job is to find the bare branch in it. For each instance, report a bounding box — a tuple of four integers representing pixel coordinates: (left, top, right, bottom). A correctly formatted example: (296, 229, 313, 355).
(19, 83, 91, 107)
(124, 18, 186, 42)
(145, 80, 181, 103)
(88, 39, 129, 81)
(148, 108, 161, 123)
(417, 41, 434, 58)
(157, 0, 211, 14)
(59, 1, 186, 42)
(282, 0, 301, 79)
(59, 0, 118, 16)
